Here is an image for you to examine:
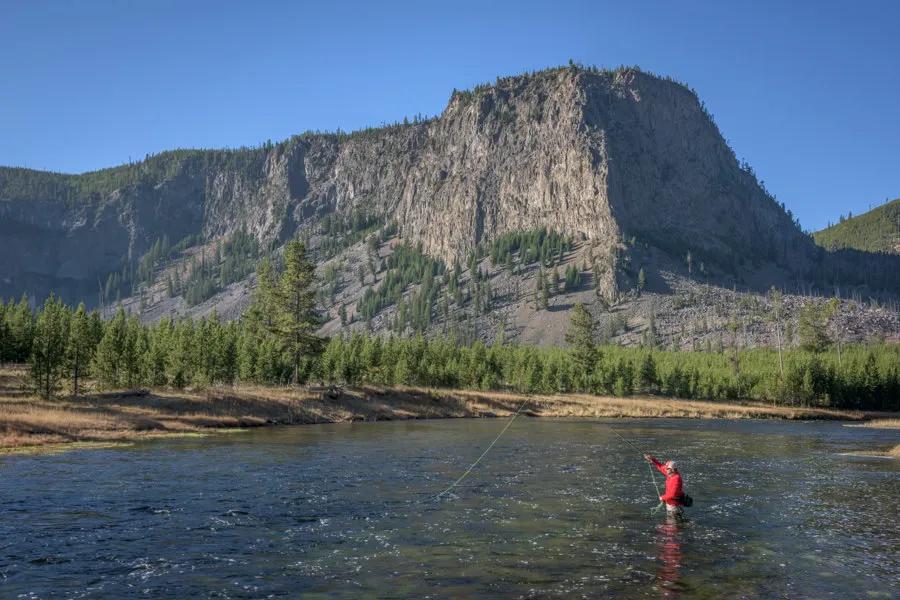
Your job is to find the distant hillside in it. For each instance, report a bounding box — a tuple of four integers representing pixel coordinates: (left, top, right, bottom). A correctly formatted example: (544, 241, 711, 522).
(1, 64, 899, 349)
(0, 64, 823, 306)
(814, 199, 900, 254)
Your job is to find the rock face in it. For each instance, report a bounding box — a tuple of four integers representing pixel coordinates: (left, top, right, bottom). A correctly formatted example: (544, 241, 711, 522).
(0, 66, 856, 307)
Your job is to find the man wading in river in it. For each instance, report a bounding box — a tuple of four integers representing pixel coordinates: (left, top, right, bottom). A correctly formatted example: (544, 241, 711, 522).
(644, 454, 687, 515)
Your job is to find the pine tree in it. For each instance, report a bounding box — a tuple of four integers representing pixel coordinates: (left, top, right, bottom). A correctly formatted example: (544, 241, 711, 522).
(237, 325, 259, 382)
(637, 267, 646, 295)
(89, 310, 104, 348)
(167, 318, 193, 388)
(202, 313, 235, 385)
(319, 335, 341, 384)
(246, 258, 277, 333)
(30, 295, 69, 399)
(361, 335, 383, 383)
(274, 240, 325, 384)
(123, 315, 144, 388)
(565, 303, 596, 390)
(239, 257, 279, 380)
(193, 314, 214, 386)
(66, 303, 94, 396)
(94, 308, 128, 387)
(564, 265, 581, 291)
(798, 301, 834, 353)
(145, 318, 171, 386)
(636, 353, 658, 393)
(6, 294, 34, 362)
(644, 313, 658, 348)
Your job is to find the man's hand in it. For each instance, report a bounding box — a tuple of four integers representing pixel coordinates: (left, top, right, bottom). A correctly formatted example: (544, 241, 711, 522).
(643, 454, 652, 462)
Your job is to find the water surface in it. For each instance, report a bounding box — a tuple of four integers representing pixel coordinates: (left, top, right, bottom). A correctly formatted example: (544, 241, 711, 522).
(2, 418, 898, 598)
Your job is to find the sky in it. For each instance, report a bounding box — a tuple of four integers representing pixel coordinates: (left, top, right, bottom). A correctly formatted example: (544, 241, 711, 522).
(1, 0, 898, 231)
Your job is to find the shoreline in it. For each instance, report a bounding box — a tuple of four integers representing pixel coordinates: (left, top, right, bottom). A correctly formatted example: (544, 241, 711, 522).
(2, 365, 896, 455)
(841, 444, 900, 459)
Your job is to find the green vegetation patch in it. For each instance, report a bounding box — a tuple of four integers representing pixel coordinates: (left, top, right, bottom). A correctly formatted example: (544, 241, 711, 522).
(356, 244, 446, 329)
(320, 332, 899, 411)
(487, 227, 571, 269)
(317, 209, 384, 259)
(0, 147, 272, 205)
(813, 199, 899, 254)
(182, 230, 260, 306)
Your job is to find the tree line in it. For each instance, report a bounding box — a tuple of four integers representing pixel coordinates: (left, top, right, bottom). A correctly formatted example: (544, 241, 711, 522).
(2, 240, 322, 397)
(2, 246, 898, 410)
(320, 306, 898, 411)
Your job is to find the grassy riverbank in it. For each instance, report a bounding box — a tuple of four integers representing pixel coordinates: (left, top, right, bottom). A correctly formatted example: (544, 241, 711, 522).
(1, 365, 893, 454)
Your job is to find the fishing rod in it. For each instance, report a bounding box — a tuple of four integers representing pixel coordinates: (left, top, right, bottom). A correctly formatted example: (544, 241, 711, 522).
(605, 423, 646, 456)
(426, 397, 530, 503)
(598, 421, 664, 509)
(423, 408, 666, 512)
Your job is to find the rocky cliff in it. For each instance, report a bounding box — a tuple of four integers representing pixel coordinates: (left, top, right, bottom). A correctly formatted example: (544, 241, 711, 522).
(0, 65, 891, 312)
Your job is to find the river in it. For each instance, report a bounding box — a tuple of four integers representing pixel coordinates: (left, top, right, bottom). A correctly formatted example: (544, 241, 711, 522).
(1, 418, 898, 598)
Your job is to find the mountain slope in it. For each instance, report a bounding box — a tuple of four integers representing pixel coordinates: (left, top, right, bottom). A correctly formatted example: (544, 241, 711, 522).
(813, 199, 900, 254)
(0, 66, 815, 302)
(1, 64, 898, 348)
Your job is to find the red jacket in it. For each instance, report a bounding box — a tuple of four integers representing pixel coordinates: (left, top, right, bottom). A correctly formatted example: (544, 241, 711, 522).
(651, 458, 684, 506)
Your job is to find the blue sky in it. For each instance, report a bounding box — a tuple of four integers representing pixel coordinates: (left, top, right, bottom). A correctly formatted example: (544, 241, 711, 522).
(1, 0, 897, 230)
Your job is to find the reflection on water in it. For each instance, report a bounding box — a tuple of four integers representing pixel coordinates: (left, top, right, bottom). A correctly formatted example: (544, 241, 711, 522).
(656, 515, 684, 598)
(0, 418, 898, 599)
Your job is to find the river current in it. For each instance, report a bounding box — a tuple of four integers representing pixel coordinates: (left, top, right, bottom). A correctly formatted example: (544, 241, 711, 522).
(2, 418, 898, 598)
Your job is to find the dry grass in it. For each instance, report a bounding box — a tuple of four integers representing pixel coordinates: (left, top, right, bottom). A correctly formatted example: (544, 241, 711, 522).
(0, 366, 280, 454)
(846, 418, 900, 429)
(0, 365, 893, 454)
(462, 389, 871, 421)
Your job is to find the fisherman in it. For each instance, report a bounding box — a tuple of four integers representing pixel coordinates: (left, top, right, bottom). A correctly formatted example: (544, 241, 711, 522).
(644, 454, 686, 515)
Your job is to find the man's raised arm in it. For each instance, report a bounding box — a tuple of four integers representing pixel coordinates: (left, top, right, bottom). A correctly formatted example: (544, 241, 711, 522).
(644, 454, 667, 475)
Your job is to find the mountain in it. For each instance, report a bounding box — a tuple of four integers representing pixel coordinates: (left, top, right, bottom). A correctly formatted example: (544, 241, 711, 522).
(813, 199, 900, 254)
(1, 65, 898, 347)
